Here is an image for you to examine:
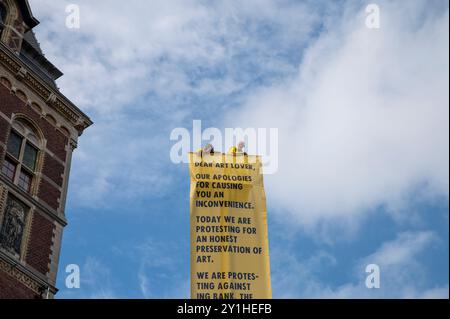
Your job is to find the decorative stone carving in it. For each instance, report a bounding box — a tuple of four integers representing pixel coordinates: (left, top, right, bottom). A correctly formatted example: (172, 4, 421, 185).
(69, 138, 78, 150)
(15, 66, 27, 81)
(0, 258, 41, 294)
(0, 196, 27, 256)
(46, 92, 57, 106)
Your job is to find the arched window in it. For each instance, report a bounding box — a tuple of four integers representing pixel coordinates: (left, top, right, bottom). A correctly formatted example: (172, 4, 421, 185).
(1, 119, 42, 193)
(0, 4, 7, 38)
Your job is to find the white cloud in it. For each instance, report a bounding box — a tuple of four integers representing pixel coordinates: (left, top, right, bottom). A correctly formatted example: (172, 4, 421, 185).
(364, 231, 437, 267)
(271, 248, 338, 298)
(24, 1, 448, 298)
(58, 257, 117, 299)
(124, 238, 189, 298)
(272, 231, 448, 298)
(227, 0, 449, 229)
(30, 0, 320, 113)
(28, 0, 324, 206)
(69, 121, 174, 206)
(138, 267, 151, 298)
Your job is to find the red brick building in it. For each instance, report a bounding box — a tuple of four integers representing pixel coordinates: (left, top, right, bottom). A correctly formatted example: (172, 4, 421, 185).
(0, 0, 92, 298)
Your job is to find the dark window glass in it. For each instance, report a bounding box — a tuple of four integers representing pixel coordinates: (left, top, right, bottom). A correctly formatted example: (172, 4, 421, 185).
(0, 4, 6, 26)
(18, 170, 31, 192)
(6, 131, 22, 159)
(1, 158, 16, 181)
(23, 143, 38, 171)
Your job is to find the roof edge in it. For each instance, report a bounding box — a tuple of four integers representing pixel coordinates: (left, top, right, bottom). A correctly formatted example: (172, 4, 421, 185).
(17, 0, 39, 28)
(1, 41, 93, 136)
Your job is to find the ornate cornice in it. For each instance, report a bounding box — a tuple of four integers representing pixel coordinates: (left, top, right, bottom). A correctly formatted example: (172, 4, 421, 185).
(0, 42, 93, 136)
(0, 251, 58, 296)
(0, 257, 41, 294)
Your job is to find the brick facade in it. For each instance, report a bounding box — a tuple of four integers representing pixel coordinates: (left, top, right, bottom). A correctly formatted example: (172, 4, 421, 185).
(0, 116, 8, 142)
(25, 212, 55, 275)
(37, 179, 61, 211)
(42, 153, 64, 187)
(0, 85, 68, 162)
(0, 268, 37, 299)
(0, 82, 66, 298)
(0, 0, 92, 299)
(0, 85, 65, 213)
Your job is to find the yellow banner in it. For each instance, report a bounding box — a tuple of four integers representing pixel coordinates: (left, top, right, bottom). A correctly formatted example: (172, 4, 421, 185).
(189, 152, 272, 299)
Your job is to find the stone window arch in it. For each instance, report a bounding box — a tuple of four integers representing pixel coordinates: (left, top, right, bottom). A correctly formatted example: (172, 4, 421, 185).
(1, 116, 44, 194)
(0, 0, 20, 46)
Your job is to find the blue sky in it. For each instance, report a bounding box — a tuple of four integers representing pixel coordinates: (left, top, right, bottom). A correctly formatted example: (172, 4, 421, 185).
(28, 0, 448, 298)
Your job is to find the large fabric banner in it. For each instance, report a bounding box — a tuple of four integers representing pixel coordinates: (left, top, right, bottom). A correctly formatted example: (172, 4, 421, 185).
(189, 152, 271, 299)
